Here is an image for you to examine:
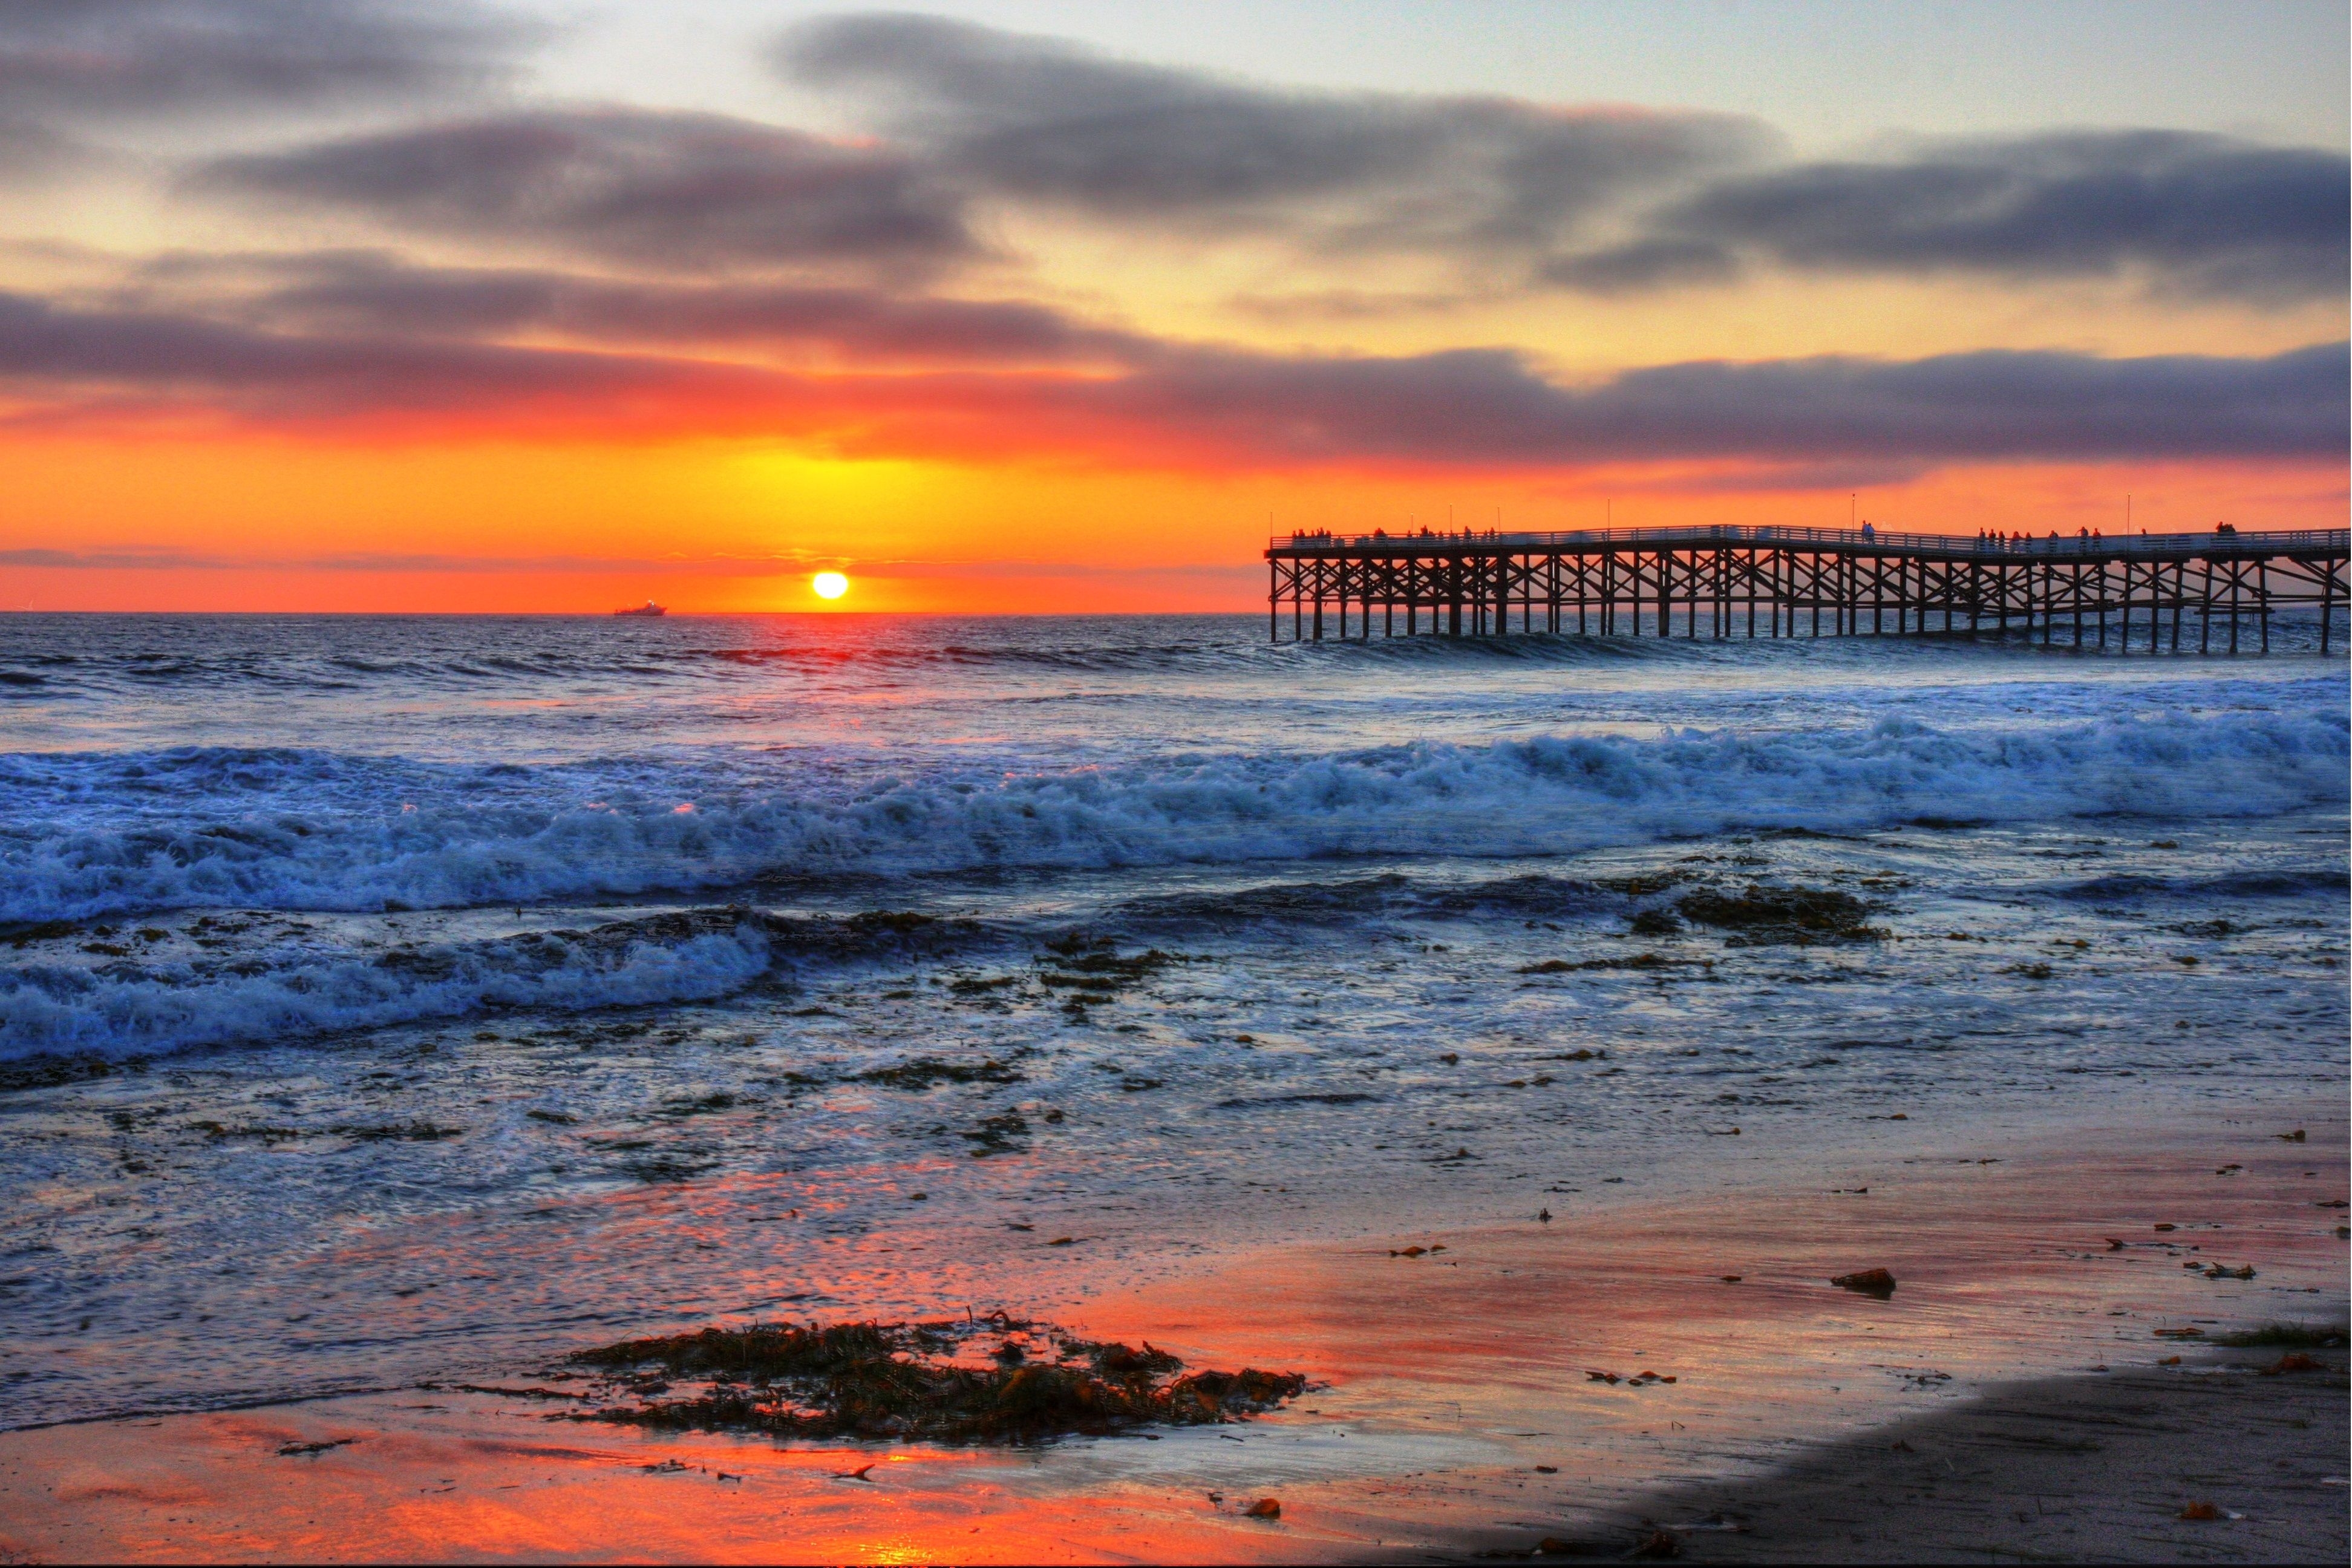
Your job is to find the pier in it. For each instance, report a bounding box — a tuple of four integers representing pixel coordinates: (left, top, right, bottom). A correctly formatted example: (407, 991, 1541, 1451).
(1266, 524, 2350, 653)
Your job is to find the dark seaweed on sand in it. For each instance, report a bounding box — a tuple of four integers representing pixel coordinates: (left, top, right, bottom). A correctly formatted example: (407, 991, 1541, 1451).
(565, 1318, 1306, 1443)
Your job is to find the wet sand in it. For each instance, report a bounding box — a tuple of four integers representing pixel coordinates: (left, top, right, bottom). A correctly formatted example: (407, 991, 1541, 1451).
(1592, 1348, 2349, 1564)
(2, 1096, 2342, 1564)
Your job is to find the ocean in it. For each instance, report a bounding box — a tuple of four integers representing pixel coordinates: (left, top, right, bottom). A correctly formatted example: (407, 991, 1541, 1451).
(1, 611, 2345, 1432)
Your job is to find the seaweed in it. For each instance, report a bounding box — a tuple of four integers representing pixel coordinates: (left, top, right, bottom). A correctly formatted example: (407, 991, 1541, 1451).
(1674, 885, 1884, 945)
(2, 918, 84, 947)
(858, 1057, 1024, 1091)
(1520, 954, 1710, 973)
(0, 1053, 117, 1093)
(189, 1120, 307, 1143)
(1593, 872, 1684, 897)
(187, 1119, 460, 1143)
(962, 1111, 1030, 1156)
(949, 975, 1021, 994)
(653, 1092, 743, 1119)
(336, 1121, 465, 1142)
(619, 1151, 717, 1184)
(1035, 940, 1174, 996)
(564, 1317, 1305, 1444)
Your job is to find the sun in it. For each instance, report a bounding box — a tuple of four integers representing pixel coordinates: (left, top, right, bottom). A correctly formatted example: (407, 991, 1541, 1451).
(811, 571, 849, 601)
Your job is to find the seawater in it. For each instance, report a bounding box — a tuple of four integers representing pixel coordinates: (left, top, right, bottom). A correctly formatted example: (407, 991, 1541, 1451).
(1, 612, 2344, 1428)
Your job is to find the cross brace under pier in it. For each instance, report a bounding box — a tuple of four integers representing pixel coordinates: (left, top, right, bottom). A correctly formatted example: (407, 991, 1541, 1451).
(1265, 526, 2350, 654)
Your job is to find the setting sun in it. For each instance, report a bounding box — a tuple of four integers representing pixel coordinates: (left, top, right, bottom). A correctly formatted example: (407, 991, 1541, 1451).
(812, 571, 849, 601)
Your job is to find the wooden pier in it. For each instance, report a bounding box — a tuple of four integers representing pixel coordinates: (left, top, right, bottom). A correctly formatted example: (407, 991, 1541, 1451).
(1266, 524, 2350, 653)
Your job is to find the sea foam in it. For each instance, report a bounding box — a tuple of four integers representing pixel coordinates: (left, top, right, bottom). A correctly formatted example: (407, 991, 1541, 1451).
(2, 709, 2342, 926)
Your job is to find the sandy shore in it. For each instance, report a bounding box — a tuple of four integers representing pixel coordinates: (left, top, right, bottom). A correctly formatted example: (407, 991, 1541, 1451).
(1564, 1346, 2350, 1564)
(2, 1097, 2342, 1564)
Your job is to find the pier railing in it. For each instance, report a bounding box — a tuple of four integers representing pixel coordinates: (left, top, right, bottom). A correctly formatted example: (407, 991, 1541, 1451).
(1270, 524, 2348, 558)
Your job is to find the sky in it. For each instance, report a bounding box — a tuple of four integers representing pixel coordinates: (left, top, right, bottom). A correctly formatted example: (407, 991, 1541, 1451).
(0, 0, 2344, 613)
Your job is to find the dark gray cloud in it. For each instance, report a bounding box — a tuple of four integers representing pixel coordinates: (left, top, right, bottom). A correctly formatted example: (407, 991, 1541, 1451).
(1540, 237, 1739, 294)
(0, 287, 765, 426)
(171, 250, 1149, 366)
(0, 1, 534, 118)
(779, 12, 1766, 256)
(2, 283, 2334, 472)
(780, 17, 2342, 305)
(189, 107, 978, 273)
(1091, 340, 2346, 466)
(1553, 131, 2349, 303)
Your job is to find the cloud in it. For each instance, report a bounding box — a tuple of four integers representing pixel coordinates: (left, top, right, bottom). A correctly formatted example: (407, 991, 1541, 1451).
(1555, 131, 2349, 304)
(173, 250, 1150, 367)
(190, 107, 977, 273)
(779, 12, 1766, 260)
(0, 1, 535, 119)
(0, 116, 100, 184)
(0, 287, 781, 434)
(780, 18, 2343, 306)
(0, 288, 2337, 471)
(1036, 341, 2349, 469)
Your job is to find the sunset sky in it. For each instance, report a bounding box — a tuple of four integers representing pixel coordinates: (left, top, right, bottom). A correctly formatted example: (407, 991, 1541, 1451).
(0, 0, 2344, 612)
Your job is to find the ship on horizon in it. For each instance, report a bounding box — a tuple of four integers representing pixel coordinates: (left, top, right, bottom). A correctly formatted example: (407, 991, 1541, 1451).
(614, 600, 666, 618)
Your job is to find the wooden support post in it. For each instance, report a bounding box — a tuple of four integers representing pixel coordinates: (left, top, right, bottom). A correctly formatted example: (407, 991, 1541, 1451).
(2323, 560, 2337, 655)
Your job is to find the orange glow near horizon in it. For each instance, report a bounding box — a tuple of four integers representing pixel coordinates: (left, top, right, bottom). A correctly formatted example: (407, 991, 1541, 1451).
(0, 428, 2338, 613)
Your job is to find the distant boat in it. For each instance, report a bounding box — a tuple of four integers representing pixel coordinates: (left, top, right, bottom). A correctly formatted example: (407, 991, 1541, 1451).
(614, 600, 666, 618)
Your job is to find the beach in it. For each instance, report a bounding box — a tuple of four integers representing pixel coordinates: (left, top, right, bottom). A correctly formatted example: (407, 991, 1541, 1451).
(1, 1096, 2342, 1563)
(1, 612, 2345, 1562)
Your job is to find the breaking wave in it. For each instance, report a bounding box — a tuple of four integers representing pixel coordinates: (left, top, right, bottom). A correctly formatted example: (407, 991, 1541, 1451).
(0, 909, 983, 1062)
(4, 708, 2342, 926)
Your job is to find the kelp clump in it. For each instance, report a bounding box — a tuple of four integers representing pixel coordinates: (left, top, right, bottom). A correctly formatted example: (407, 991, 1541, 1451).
(1676, 884, 1884, 945)
(565, 1316, 1306, 1444)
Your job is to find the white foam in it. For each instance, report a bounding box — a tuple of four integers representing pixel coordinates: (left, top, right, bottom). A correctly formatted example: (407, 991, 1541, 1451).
(2, 708, 2341, 929)
(2, 920, 776, 1060)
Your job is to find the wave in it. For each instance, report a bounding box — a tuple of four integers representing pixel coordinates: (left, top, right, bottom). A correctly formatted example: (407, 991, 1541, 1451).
(1, 708, 2342, 926)
(0, 909, 982, 1062)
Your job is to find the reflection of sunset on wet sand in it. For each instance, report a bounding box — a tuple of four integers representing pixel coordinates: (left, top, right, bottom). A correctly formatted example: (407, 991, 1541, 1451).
(6, 1110, 2344, 1562)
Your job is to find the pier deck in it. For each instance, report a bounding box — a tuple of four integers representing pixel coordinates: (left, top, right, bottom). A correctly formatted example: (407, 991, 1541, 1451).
(1265, 524, 2350, 653)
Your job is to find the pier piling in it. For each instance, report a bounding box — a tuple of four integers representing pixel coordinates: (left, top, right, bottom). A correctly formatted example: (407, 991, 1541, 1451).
(1265, 525, 2347, 653)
